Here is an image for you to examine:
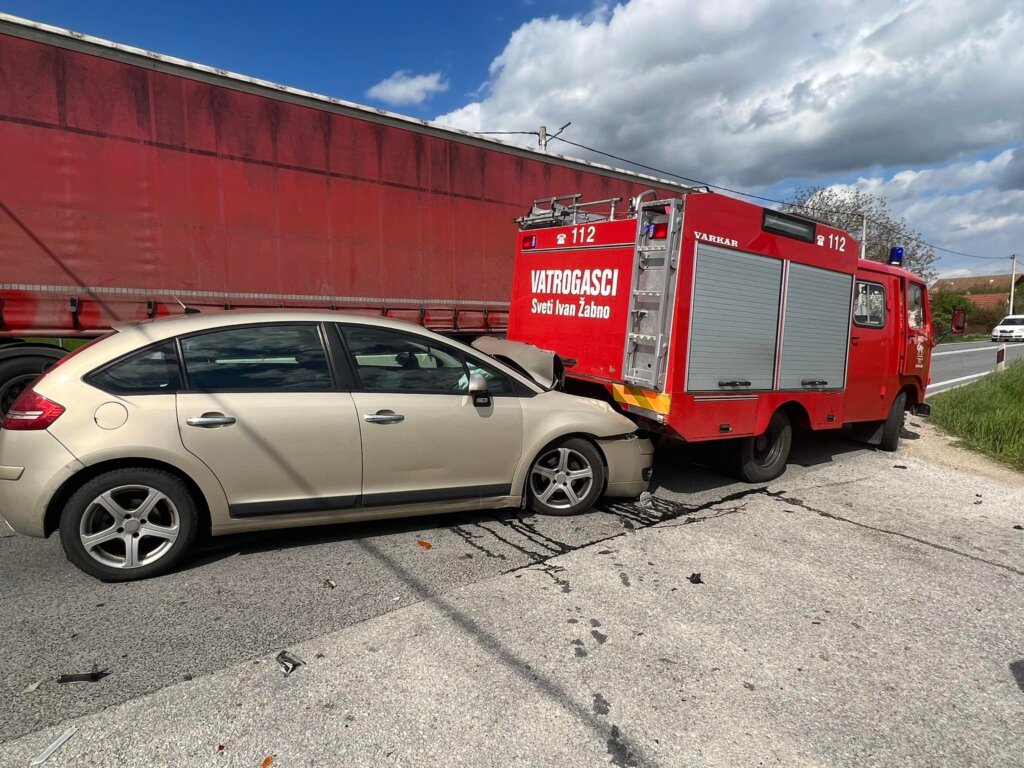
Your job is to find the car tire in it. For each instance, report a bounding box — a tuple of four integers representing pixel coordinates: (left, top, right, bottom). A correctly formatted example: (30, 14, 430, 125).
(59, 468, 199, 582)
(878, 391, 907, 452)
(735, 410, 792, 483)
(0, 355, 54, 416)
(527, 438, 606, 516)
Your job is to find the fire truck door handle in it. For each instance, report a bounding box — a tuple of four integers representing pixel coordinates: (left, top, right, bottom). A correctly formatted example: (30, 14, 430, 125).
(718, 380, 751, 388)
(801, 379, 828, 387)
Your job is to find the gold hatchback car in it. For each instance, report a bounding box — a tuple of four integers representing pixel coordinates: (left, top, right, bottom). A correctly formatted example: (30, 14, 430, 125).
(0, 311, 653, 581)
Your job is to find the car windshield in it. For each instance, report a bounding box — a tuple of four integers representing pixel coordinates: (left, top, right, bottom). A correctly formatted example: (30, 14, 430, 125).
(998, 318, 1024, 326)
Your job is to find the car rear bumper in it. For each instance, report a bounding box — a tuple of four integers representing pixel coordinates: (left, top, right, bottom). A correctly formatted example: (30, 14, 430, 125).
(598, 434, 655, 498)
(0, 429, 84, 538)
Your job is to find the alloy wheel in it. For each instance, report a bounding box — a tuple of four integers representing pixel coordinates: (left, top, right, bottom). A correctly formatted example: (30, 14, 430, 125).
(78, 485, 180, 569)
(529, 447, 595, 510)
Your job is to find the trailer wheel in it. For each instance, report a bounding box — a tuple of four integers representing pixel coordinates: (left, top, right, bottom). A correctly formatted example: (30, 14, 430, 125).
(879, 391, 907, 452)
(736, 410, 792, 483)
(0, 356, 53, 416)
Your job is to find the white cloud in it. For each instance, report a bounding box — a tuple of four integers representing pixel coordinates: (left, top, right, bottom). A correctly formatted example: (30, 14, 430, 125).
(436, 0, 1024, 276)
(436, 0, 1023, 187)
(366, 70, 448, 106)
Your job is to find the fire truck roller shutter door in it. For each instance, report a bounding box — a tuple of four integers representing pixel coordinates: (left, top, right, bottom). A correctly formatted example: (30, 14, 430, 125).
(687, 245, 782, 392)
(778, 264, 854, 390)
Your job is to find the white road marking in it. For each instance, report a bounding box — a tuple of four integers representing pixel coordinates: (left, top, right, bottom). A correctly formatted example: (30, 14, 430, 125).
(932, 346, 996, 357)
(926, 371, 992, 392)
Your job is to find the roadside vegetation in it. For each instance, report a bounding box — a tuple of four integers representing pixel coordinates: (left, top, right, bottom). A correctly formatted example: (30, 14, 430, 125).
(930, 361, 1024, 470)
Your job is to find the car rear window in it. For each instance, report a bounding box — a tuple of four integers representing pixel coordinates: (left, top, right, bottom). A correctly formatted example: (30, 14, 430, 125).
(88, 341, 182, 394)
(180, 325, 333, 391)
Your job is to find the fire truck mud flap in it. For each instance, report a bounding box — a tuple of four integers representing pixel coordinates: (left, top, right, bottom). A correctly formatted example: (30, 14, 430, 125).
(597, 435, 655, 497)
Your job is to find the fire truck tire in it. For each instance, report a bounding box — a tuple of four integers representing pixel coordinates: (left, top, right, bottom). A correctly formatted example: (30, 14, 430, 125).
(879, 391, 907, 452)
(736, 410, 792, 483)
(527, 437, 606, 516)
(0, 356, 53, 416)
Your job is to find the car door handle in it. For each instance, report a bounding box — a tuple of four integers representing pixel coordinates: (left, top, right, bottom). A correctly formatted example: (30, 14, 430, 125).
(364, 411, 405, 425)
(186, 413, 237, 428)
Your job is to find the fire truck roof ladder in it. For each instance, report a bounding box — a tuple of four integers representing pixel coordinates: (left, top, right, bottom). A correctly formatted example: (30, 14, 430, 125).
(516, 194, 623, 229)
(622, 197, 684, 391)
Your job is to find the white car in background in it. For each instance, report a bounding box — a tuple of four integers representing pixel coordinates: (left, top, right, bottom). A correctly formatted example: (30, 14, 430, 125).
(991, 315, 1024, 342)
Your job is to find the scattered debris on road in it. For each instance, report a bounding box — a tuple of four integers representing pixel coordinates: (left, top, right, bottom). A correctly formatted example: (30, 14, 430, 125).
(21, 680, 43, 694)
(29, 726, 76, 766)
(1013, 524, 1023, 530)
(743, 681, 756, 690)
(416, 539, 432, 550)
(57, 668, 109, 684)
(323, 579, 337, 589)
(275, 651, 305, 677)
(688, 573, 704, 584)
(893, 464, 908, 469)
(638, 491, 655, 513)
(262, 757, 275, 768)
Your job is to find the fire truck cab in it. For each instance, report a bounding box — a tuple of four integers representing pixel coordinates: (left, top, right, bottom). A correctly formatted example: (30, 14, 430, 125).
(507, 191, 950, 482)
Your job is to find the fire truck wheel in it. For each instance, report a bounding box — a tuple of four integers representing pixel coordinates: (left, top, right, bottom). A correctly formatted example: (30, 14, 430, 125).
(879, 391, 907, 452)
(527, 438, 606, 516)
(736, 410, 792, 483)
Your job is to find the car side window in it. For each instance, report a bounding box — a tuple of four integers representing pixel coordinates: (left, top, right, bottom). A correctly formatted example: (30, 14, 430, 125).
(88, 341, 182, 394)
(853, 280, 886, 327)
(464, 356, 516, 395)
(180, 325, 332, 391)
(342, 326, 469, 393)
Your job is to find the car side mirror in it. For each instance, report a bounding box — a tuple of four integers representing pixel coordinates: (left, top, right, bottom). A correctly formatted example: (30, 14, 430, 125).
(951, 308, 966, 335)
(468, 373, 491, 407)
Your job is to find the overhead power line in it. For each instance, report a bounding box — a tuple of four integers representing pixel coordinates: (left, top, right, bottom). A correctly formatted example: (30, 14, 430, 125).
(537, 135, 1008, 262)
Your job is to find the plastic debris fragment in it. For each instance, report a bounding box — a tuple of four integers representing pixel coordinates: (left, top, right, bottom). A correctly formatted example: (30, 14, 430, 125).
(276, 651, 305, 677)
(324, 579, 337, 589)
(57, 669, 109, 683)
(30, 727, 76, 766)
(416, 539, 432, 550)
(22, 680, 43, 694)
(262, 757, 275, 768)
(688, 573, 703, 584)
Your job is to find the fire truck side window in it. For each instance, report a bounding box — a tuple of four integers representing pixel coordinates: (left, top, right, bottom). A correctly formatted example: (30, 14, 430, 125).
(853, 281, 886, 328)
(907, 283, 925, 329)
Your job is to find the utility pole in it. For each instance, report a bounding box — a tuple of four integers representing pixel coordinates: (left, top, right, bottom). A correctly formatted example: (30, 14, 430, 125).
(860, 214, 867, 259)
(538, 122, 571, 154)
(1011, 253, 1017, 314)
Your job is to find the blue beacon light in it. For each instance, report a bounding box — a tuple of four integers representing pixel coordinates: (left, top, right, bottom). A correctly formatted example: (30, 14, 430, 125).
(888, 246, 904, 266)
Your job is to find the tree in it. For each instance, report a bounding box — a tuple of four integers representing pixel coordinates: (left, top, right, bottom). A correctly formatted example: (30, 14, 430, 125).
(783, 187, 938, 284)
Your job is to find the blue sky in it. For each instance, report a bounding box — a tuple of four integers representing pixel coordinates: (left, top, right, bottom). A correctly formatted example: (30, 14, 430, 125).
(5, 1, 1022, 280)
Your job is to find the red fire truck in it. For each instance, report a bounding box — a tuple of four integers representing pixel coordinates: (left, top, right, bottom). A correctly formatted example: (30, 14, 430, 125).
(507, 191, 963, 481)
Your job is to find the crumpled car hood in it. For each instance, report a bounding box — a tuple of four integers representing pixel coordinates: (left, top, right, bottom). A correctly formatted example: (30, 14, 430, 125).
(471, 337, 565, 390)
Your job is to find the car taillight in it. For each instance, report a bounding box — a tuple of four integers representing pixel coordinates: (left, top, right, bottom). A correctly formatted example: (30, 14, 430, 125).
(2, 389, 65, 431)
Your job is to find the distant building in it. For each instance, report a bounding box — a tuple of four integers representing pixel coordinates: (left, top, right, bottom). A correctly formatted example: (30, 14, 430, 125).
(930, 274, 1023, 312)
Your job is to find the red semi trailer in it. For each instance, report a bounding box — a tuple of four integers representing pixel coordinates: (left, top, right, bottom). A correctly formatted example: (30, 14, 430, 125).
(0, 13, 690, 412)
(507, 192, 962, 481)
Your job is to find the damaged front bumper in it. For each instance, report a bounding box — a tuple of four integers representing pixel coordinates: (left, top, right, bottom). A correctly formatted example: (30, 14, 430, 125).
(597, 433, 655, 498)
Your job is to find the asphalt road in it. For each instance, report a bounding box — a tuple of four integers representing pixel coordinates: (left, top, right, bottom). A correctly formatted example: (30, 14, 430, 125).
(2, 427, 1023, 767)
(929, 339, 1024, 392)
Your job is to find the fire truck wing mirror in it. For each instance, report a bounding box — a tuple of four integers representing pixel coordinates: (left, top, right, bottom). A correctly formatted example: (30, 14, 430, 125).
(951, 308, 966, 334)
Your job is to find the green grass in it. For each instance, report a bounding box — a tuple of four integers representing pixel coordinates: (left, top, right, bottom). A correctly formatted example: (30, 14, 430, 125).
(930, 360, 1024, 470)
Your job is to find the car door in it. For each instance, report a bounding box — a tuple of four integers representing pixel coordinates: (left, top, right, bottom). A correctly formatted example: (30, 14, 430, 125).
(175, 323, 363, 518)
(339, 323, 524, 506)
